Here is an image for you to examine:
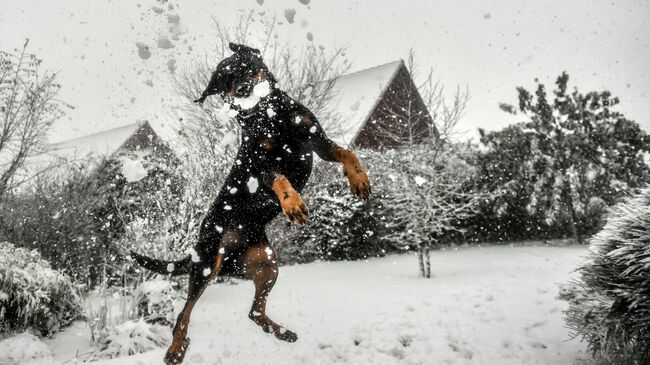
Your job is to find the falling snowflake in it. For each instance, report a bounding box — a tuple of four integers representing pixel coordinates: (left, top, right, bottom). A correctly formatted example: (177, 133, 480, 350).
(248, 176, 259, 193)
(188, 248, 200, 262)
(414, 176, 427, 187)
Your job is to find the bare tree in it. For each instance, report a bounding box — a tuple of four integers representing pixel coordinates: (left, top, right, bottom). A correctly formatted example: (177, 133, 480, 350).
(363, 51, 489, 278)
(0, 40, 67, 199)
(173, 11, 350, 167)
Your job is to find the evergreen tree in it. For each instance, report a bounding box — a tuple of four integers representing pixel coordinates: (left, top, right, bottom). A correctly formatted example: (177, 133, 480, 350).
(481, 72, 650, 243)
(559, 188, 650, 362)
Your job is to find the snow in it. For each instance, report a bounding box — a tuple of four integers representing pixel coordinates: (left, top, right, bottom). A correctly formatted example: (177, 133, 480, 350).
(42, 245, 587, 365)
(0, 333, 54, 365)
(188, 248, 201, 263)
(413, 175, 427, 187)
(118, 155, 148, 182)
(247, 176, 259, 193)
(232, 80, 272, 110)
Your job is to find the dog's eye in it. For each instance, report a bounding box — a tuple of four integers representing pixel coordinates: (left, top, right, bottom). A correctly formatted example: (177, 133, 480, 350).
(235, 82, 253, 97)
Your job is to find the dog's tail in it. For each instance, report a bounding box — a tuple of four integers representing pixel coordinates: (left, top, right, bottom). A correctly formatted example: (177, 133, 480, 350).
(130, 251, 193, 276)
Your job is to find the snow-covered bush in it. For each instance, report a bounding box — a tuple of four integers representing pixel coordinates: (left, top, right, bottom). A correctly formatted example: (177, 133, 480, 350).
(0, 242, 82, 336)
(269, 164, 388, 263)
(86, 319, 171, 360)
(0, 332, 54, 365)
(560, 188, 650, 362)
(134, 279, 176, 326)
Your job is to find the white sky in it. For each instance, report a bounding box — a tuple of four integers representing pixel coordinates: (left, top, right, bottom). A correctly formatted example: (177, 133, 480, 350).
(1, 0, 648, 143)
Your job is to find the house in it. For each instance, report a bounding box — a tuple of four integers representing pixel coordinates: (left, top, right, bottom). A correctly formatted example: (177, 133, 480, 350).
(322, 60, 434, 150)
(39, 60, 432, 167)
(24, 121, 173, 183)
(46, 121, 169, 162)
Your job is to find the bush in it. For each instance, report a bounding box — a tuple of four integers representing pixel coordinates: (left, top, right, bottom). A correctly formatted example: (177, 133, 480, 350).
(559, 188, 650, 362)
(85, 319, 171, 360)
(0, 242, 82, 336)
(272, 165, 389, 263)
(134, 279, 177, 326)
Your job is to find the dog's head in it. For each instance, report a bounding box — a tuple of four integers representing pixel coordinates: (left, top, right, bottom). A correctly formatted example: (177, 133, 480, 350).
(210, 43, 275, 100)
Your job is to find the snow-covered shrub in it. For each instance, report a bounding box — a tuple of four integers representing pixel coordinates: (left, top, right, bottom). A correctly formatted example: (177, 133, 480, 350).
(560, 188, 650, 362)
(134, 279, 176, 326)
(0, 242, 82, 336)
(86, 319, 171, 360)
(270, 164, 388, 263)
(0, 332, 54, 365)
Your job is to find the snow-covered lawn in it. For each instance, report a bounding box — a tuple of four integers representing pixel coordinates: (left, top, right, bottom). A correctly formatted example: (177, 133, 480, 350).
(52, 245, 588, 365)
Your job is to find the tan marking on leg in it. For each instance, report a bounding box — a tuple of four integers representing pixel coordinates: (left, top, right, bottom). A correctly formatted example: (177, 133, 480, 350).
(243, 242, 297, 342)
(164, 229, 245, 364)
(330, 147, 371, 199)
(272, 175, 309, 224)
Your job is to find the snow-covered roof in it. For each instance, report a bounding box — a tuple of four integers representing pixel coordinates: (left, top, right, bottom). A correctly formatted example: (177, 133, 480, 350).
(47, 121, 151, 161)
(322, 60, 403, 147)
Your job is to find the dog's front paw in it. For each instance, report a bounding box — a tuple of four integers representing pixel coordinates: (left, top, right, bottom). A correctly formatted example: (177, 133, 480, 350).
(280, 190, 309, 224)
(345, 168, 371, 200)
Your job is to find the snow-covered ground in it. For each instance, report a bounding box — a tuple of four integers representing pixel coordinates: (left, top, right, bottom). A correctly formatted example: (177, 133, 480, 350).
(48, 245, 589, 365)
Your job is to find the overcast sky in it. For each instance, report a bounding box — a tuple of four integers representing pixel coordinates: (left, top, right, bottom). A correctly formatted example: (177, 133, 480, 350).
(1, 0, 649, 143)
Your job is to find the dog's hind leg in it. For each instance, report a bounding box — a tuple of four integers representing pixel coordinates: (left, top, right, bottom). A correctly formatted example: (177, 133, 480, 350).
(164, 229, 245, 364)
(243, 241, 298, 342)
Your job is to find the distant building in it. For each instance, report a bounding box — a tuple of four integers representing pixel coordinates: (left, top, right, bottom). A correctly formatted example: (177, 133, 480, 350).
(46, 121, 169, 161)
(21, 121, 173, 185)
(323, 60, 434, 150)
(38, 61, 432, 165)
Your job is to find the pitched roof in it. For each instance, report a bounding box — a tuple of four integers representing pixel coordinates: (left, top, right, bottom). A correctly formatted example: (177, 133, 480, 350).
(322, 60, 403, 146)
(47, 121, 152, 161)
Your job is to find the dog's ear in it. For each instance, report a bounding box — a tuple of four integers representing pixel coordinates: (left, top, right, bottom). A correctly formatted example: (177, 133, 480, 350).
(229, 42, 261, 55)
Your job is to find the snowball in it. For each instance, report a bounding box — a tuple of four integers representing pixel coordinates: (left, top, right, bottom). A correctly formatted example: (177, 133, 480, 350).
(118, 156, 148, 182)
(414, 176, 427, 187)
(203, 267, 211, 277)
(157, 36, 174, 49)
(309, 125, 317, 133)
(167, 14, 180, 25)
(166, 263, 175, 272)
(224, 205, 232, 211)
(266, 107, 276, 117)
(247, 176, 259, 193)
(284, 8, 296, 24)
(232, 80, 272, 110)
(167, 58, 176, 73)
(253, 80, 271, 97)
(188, 248, 200, 262)
(135, 42, 151, 60)
(215, 225, 223, 233)
(218, 247, 225, 254)
(229, 187, 238, 194)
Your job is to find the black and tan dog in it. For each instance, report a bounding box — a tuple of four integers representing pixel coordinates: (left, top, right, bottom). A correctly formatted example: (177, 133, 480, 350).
(131, 43, 371, 364)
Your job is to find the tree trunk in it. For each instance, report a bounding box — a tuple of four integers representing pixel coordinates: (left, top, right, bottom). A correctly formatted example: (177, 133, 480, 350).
(424, 247, 431, 278)
(417, 245, 425, 277)
(564, 189, 583, 244)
